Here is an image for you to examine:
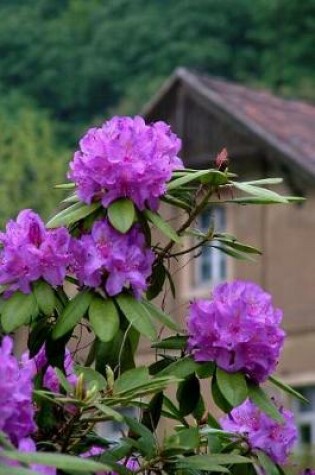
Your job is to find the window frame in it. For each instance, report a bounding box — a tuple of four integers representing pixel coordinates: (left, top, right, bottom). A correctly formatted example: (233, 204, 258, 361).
(292, 385, 315, 447)
(191, 205, 227, 290)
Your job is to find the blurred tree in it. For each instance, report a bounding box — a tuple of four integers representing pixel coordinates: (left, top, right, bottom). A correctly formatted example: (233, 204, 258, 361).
(0, 90, 69, 226)
(252, 0, 315, 99)
(0, 0, 313, 132)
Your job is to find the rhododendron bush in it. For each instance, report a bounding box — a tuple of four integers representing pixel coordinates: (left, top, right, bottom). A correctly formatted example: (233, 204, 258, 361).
(0, 116, 310, 474)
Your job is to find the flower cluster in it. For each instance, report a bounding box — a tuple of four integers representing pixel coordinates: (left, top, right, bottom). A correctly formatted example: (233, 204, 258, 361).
(0, 336, 36, 446)
(68, 116, 183, 210)
(220, 399, 297, 464)
(0, 337, 55, 474)
(71, 219, 154, 298)
(0, 209, 71, 294)
(29, 344, 77, 392)
(187, 280, 285, 382)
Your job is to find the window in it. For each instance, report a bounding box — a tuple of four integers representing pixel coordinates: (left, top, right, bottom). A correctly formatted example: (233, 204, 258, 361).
(193, 206, 227, 287)
(293, 386, 315, 446)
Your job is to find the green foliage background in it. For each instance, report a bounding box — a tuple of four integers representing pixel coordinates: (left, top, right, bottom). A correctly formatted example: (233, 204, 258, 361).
(0, 0, 314, 225)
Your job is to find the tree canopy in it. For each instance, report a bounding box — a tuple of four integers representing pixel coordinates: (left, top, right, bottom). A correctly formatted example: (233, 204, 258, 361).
(0, 0, 313, 224)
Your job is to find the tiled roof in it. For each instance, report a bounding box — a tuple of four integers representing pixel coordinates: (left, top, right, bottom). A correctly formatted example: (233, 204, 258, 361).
(143, 68, 315, 177)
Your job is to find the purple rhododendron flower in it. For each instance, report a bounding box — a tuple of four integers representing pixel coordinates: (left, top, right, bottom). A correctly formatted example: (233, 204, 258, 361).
(27, 344, 77, 393)
(300, 471, 315, 475)
(0, 209, 71, 293)
(68, 116, 183, 210)
(70, 219, 154, 298)
(187, 280, 285, 382)
(0, 336, 36, 446)
(221, 399, 297, 464)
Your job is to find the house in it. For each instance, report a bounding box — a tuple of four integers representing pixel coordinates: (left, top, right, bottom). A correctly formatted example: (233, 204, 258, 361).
(142, 67, 315, 446)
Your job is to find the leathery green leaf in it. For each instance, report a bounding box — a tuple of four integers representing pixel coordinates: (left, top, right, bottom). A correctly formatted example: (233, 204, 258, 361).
(1, 291, 37, 333)
(116, 294, 157, 340)
(52, 290, 92, 339)
(89, 296, 120, 342)
(107, 198, 135, 233)
(33, 280, 56, 315)
(216, 368, 248, 407)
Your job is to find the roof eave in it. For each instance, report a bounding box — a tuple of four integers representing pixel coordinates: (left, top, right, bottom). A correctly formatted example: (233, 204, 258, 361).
(142, 68, 315, 182)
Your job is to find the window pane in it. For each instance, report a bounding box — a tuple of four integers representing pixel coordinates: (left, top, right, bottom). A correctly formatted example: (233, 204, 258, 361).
(193, 207, 227, 286)
(220, 253, 227, 279)
(300, 424, 312, 445)
(297, 387, 315, 412)
(201, 261, 212, 281)
(200, 210, 211, 230)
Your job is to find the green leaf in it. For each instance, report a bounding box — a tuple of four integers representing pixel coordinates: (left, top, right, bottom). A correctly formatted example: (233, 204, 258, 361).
(142, 391, 164, 432)
(211, 244, 256, 261)
(124, 416, 157, 457)
(144, 209, 181, 243)
(168, 169, 228, 190)
(228, 195, 305, 205)
(0, 467, 39, 475)
(54, 367, 74, 393)
(216, 368, 248, 407)
(152, 335, 188, 350)
(157, 356, 199, 379)
(95, 403, 124, 422)
(33, 280, 56, 315)
(75, 365, 107, 391)
(232, 182, 288, 203)
(196, 361, 215, 379)
(0, 451, 122, 474)
(162, 194, 192, 211)
(116, 294, 157, 340)
(192, 395, 206, 421)
(214, 234, 261, 255)
(46, 202, 101, 228)
(186, 454, 251, 465)
(255, 450, 280, 475)
(107, 198, 135, 233)
(54, 183, 75, 190)
(200, 170, 230, 185)
(28, 319, 51, 358)
(242, 178, 283, 186)
(1, 291, 37, 333)
(166, 427, 200, 451)
(141, 299, 179, 331)
(248, 384, 283, 422)
(52, 290, 93, 339)
(177, 454, 251, 471)
(95, 331, 135, 376)
(149, 358, 173, 375)
(269, 375, 309, 404)
(62, 192, 79, 204)
(89, 296, 120, 343)
(114, 366, 149, 394)
(176, 374, 200, 416)
(146, 261, 166, 300)
(211, 376, 233, 413)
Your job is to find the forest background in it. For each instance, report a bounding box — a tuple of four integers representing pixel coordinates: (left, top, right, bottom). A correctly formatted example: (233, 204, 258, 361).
(0, 0, 314, 226)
